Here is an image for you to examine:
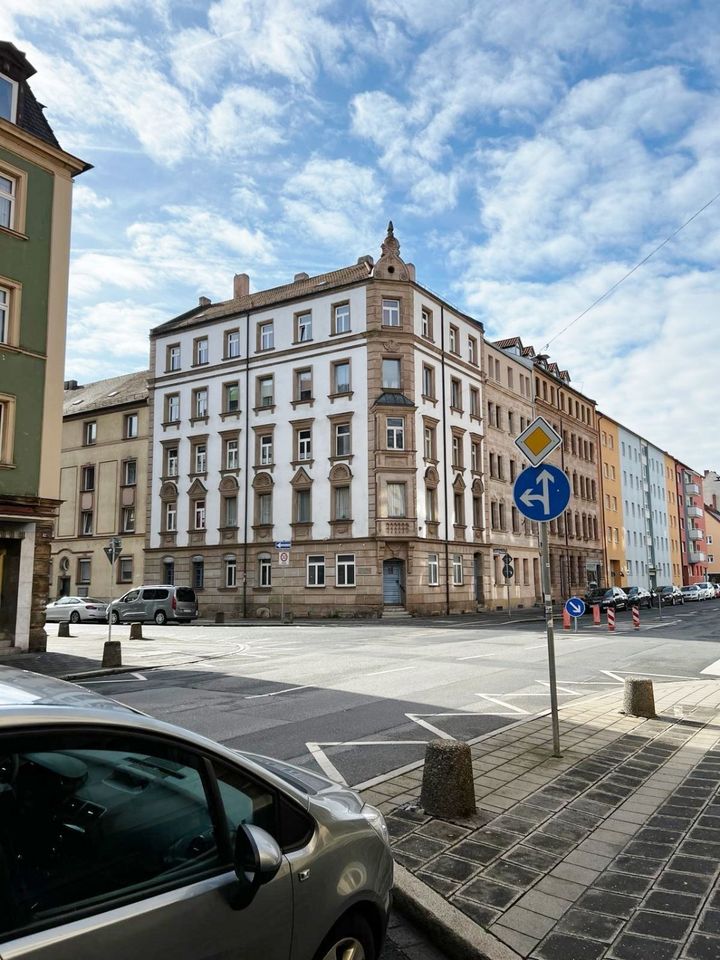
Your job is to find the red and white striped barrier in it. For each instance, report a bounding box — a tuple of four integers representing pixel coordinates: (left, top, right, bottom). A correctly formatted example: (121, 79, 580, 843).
(632, 605, 640, 630)
(562, 608, 571, 630)
(592, 604, 601, 624)
(607, 607, 616, 631)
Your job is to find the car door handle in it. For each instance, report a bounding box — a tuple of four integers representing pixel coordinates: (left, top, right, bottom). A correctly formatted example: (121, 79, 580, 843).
(298, 869, 310, 882)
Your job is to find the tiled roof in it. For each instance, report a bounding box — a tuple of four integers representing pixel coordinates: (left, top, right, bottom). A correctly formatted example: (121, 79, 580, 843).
(0, 42, 60, 149)
(63, 370, 149, 417)
(374, 391, 416, 407)
(153, 260, 374, 335)
(493, 336, 523, 349)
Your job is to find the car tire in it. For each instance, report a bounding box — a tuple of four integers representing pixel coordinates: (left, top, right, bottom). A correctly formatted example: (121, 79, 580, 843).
(315, 913, 376, 960)
(69, 611, 81, 624)
(154, 610, 167, 625)
(110, 611, 120, 625)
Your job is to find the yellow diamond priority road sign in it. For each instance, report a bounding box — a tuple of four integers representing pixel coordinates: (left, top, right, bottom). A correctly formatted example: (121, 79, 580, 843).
(514, 415, 562, 466)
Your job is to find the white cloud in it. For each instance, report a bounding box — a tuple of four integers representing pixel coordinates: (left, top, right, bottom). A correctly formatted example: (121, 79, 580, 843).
(207, 85, 285, 155)
(72, 185, 112, 211)
(65, 299, 165, 380)
(70, 252, 157, 299)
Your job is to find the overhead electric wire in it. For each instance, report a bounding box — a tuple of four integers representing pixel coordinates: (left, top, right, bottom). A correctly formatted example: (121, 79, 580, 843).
(541, 188, 720, 352)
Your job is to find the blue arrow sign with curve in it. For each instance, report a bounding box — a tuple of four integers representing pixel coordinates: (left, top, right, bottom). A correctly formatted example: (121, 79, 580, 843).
(513, 464, 571, 522)
(565, 596, 586, 618)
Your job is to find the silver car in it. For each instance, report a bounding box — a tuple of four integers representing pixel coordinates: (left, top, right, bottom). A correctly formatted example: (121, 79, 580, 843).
(0, 667, 392, 959)
(108, 585, 199, 625)
(45, 596, 108, 623)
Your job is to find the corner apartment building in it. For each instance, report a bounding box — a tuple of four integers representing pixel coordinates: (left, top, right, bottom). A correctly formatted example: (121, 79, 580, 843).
(145, 225, 492, 618)
(675, 462, 707, 584)
(705, 503, 720, 582)
(483, 340, 540, 609)
(0, 42, 87, 651)
(597, 416, 624, 585)
(51, 372, 149, 600)
(666, 453, 683, 584)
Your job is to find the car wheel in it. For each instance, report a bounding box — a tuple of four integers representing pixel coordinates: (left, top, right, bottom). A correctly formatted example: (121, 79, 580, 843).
(110, 611, 120, 625)
(69, 611, 81, 624)
(154, 610, 167, 625)
(315, 914, 376, 960)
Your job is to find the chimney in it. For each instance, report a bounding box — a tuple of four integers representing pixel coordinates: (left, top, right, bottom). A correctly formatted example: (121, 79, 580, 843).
(198, 296, 210, 307)
(64, 379, 80, 390)
(233, 273, 249, 299)
(294, 272, 309, 282)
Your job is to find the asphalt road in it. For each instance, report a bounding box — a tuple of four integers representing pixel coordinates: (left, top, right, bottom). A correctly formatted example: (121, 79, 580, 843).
(78, 600, 720, 790)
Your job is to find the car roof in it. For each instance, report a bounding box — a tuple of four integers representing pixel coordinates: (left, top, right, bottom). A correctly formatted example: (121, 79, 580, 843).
(0, 666, 136, 713)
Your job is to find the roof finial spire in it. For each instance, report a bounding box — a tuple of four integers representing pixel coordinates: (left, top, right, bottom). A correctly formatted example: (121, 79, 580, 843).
(381, 219, 400, 259)
(387, 220, 394, 237)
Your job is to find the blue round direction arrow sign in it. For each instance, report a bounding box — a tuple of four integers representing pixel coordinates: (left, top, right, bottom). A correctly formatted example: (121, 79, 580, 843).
(513, 464, 571, 522)
(565, 596, 586, 618)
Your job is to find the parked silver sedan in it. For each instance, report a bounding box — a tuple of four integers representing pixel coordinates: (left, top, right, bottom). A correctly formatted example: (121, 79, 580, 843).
(44, 596, 108, 623)
(0, 667, 393, 959)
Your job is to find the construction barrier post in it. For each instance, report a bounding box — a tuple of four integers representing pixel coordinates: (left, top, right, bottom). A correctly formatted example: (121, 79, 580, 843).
(562, 608, 571, 630)
(607, 607, 616, 632)
(632, 605, 640, 630)
(592, 604, 601, 624)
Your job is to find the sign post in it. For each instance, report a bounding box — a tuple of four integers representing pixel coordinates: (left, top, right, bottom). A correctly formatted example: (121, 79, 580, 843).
(276, 542, 291, 621)
(103, 537, 122, 645)
(513, 420, 570, 759)
(502, 553, 514, 620)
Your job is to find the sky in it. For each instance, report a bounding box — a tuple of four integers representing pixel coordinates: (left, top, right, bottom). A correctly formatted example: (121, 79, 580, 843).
(3, 0, 719, 470)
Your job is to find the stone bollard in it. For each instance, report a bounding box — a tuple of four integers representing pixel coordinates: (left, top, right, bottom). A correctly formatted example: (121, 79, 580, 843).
(58, 621, 71, 638)
(420, 740, 476, 819)
(129, 622, 143, 640)
(102, 639, 122, 669)
(215, 611, 225, 624)
(623, 677, 655, 718)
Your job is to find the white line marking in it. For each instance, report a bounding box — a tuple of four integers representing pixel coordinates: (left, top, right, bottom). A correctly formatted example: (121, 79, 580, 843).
(83, 672, 146, 684)
(608, 670, 701, 681)
(523, 643, 548, 650)
(702, 659, 720, 677)
(475, 694, 529, 715)
(364, 665, 415, 677)
(306, 743, 346, 784)
(457, 653, 497, 661)
(601, 670, 626, 682)
(536, 680, 582, 695)
(244, 684, 312, 700)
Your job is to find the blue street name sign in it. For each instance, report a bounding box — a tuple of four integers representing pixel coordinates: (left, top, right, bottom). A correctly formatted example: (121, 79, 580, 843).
(275, 540, 292, 549)
(565, 597, 586, 618)
(513, 464, 571, 523)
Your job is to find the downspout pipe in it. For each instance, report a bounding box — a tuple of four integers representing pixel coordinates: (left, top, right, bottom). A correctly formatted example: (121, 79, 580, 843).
(439, 306, 450, 616)
(242, 312, 250, 618)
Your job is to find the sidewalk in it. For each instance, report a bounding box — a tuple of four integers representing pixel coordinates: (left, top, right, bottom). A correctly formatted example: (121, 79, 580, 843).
(361, 678, 720, 960)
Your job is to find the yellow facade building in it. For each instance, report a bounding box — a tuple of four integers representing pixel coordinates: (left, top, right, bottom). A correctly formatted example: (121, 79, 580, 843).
(598, 415, 625, 585)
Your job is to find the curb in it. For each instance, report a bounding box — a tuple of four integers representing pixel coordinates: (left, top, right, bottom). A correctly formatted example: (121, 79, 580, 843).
(393, 863, 521, 960)
(60, 666, 158, 681)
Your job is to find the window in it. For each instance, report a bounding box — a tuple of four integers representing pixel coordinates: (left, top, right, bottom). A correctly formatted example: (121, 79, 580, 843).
(225, 329, 240, 359)
(452, 434, 463, 469)
(295, 311, 312, 343)
(83, 421, 97, 446)
(334, 484, 351, 520)
(224, 496, 238, 527)
(294, 369, 312, 403)
(468, 336, 478, 365)
(507, 411, 514, 434)
(470, 387, 480, 418)
(424, 424, 436, 460)
(193, 499, 206, 529)
(0, 75, 18, 123)
(81, 465, 95, 491)
(387, 482, 407, 518)
(78, 558, 91, 584)
(307, 555, 325, 586)
(0, 173, 16, 230)
(333, 303, 350, 334)
(225, 556, 237, 588)
(422, 365, 435, 398)
(193, 558, 205, 589)
(257, 375, 274, 409)
(124, 413, 139, 438)
(386, 417, 404, 449)
(259, 434, 273, 465)
(166, 393, 180, 423)
(421, 308, 433, 339)
(258, 492, 273, 525)
(453, 492, 465, 526)
(0, 285, 9, 343)
(121, 506, 135, 533)
(193, 389, 208, 419)
(258, 321, 274, 351)
(258, 555, 272, 587)
(382, 358, 401, 389)
(165, 446, 179, 478)
(450, 378, 462, 410)
(193, 443, 207, 474)
(80, 511, 93, 535)
(471, 440, 481, 473)
(449, 325, 459, 354)
(166, 343, 181, 371)
(472, 490, 483, 528)
(297, 428, 312, 461)
(336, 554, 356, 586)
(426, 486, 437, 522)
(335, 422, 351, 457)
(165, 501, 177, 532)
(428, 554, 439, 586)
(225, 438, 239, 470)
(294, 488, 311, 524)
(452, 554, 463, 585)
(382, 299, 400, 326)
(194, 337, 209, 365)
(333, 361, 351, 394)
(120, 556, 133, 582)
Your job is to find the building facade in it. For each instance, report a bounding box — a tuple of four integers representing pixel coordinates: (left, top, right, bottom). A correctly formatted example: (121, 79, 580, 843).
(145, 226, 493, 618)
(51, 373, 149, 601)
(704, 504, 720, 583)
(665, 453, 683, 585)
(675, 463, 707, 585)
(0, 43, 87, 651)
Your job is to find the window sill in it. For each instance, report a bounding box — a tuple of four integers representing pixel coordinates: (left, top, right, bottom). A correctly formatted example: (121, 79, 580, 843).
(220, 411, 241, 421)
(165, 367, 182, 375)
(470, 414, 482, 424)
(162, 420, 180, 431)
(223, 353, 242, 362)
(256, 347, 275, 355)
(328, 454, 353, 463)
(253, 404, 276, 414)
(330, 329, 351, 337)
(293, 339, 314, 346)
(291, 458, 314, 469)
(220, 468, 241, 476)
(0, 462, 16, 470)
(189, 416, 209, 426)
(254, 463, 275, 472)
(334, 585, 357, 589)
(217, 586, 239, 593)
(291, 398, 314, 410)
(328, 390, 353, 402)
(191, 361, 209, 368)
(450, 406, 464, 415)
(0, 225, 28, 241)
(422, 395, 438, 406)
(188, 471, 208, 480)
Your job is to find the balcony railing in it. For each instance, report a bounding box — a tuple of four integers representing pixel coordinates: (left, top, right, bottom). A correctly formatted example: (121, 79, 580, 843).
(689, 529, 704, 541)
(689, 551, 706, 564)
(686, 482, 701, 495)
(687, 506, 703, 519)
(376, 518, 417, 538)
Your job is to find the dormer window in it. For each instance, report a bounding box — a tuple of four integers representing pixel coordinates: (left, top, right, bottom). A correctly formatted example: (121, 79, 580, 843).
(0, 76, 18, 123)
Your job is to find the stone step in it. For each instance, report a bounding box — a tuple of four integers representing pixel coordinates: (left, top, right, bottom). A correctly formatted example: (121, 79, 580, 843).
(382, 607, 411, 619)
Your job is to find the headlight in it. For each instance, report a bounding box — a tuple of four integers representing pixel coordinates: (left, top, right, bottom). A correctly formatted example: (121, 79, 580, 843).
(361, 804, 390, 846)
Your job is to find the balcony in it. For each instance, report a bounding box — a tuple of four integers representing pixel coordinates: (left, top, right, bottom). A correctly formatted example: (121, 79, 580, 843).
(376, 518, 417, 538)
(687, 506, 703, 519)
(686, 482, 701, 495)
(689, 528, 704, 541)
(689, 551, 706, 564)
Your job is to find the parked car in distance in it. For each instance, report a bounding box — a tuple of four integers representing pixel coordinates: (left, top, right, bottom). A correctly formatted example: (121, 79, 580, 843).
(44, 596, 108, 623)
(597, 587, 629, 611)
(714, 583, 720, 598)
(584, 589, 607, 610)
(108, 585, 199, 625)
(0, 666, 393, 960)
(657, 585, 684, 606)
(681, 584, 703, 602)
(697, 582, 716, 600)
(625, 586, 654, 609)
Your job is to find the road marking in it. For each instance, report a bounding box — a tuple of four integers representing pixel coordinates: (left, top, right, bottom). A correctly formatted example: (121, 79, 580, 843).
(364, 665, 415, 677)
(474, 694, 529, 715)
(601, 670, 626, 682)
(244, 684, 312, 700)
(306, 742, 346, 784)
(702, 659, 720, 677)
(307, 739, 431, 786)
(535, 680, 583, 695)
(457, 652, 497, 661)
(406, 712, 487, 739)
(83, 672, 147, 684)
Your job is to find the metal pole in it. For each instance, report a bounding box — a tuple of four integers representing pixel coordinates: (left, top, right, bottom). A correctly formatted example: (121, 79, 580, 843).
(107, 551, 115, 646)
(539, 523, 561, 757)
(506, 577, 512, 620)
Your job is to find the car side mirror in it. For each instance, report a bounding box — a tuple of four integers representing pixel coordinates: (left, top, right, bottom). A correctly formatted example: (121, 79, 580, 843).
(232, 824, 282, 907)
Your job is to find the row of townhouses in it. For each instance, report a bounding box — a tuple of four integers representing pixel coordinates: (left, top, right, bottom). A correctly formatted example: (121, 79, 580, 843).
(47, 227, 714, 623)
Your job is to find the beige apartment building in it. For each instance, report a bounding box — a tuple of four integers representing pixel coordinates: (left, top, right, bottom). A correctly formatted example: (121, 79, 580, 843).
(483, 340, 540, 609)
(51, 372, 149, 601)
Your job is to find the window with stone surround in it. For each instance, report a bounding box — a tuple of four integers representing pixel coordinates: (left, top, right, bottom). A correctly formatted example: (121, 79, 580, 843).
(192, 557, 204, 589)
(80, 510, 93, 536)
(258, 433, 273, 467)
(295, 426, 312, 462)
(191, 440, 207, 475)
(295, 311, 312, 343)
(294, 487, 312, 524)
(471, 439, 481, 474)
(83, 421, 97, 446)
(223, 436, 239, 470)
(224, 495, 238, 528)
(332, 360, 351, 395)
(258, 555, 272, 588)
(452, 554, 463, 585)
(470, 387, 480, 420)
(121, 506, 135, 533)
(386, 417, 405, 450)
(333, 302, 351, 335)
(81, 465, 95, 491)
(421, 307, 433, 340)
(224, 382, 240, 414)
(193, 337, 209, 366)
(294, 368, 313, 403)
(78, 558, 91, 585)
(427, 554, 439, 586)
(118, 557, 133, 583)
(256, 375, 274, 409)
(165, 501, 177, 532)
(334, 421, 351, 458)
(382, 299, 400, 327)
(166, 343, 181, 371)
(422, 364, 435, 400)
(307, 555, 325, 587)
(386, 482, 407, 518)
(336, 554, 356, 587)
(257, 321, 274, 352)
(450, 378, 462, 412)
(193, 499, 206, 530)
(0, 171, 17, 230)
(225, 556, 237, 588)
(164, 445, 179, 478)
(192, 388, 208, 420)
(165, 393, 180, 423)
(468, 336, 478, 365)
(382, 358, 401, 390)
(224, 329, 240, 359)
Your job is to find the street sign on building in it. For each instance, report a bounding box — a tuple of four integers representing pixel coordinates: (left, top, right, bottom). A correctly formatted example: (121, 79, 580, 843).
(514, 416, 562, 466)
(275, 540, 292, 550)
(278, 550, 290, 566)
(513, 465, 571, 523)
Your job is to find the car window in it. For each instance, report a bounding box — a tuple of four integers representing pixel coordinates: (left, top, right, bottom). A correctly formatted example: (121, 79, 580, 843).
(122, 590, 141, 602)
(176, 588, 196, 603)
(144, 589, 169, 601)
(0, 731, 223, 942)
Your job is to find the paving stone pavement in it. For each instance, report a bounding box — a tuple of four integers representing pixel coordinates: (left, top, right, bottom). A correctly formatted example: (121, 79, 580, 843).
(362, 679, 720, 959)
